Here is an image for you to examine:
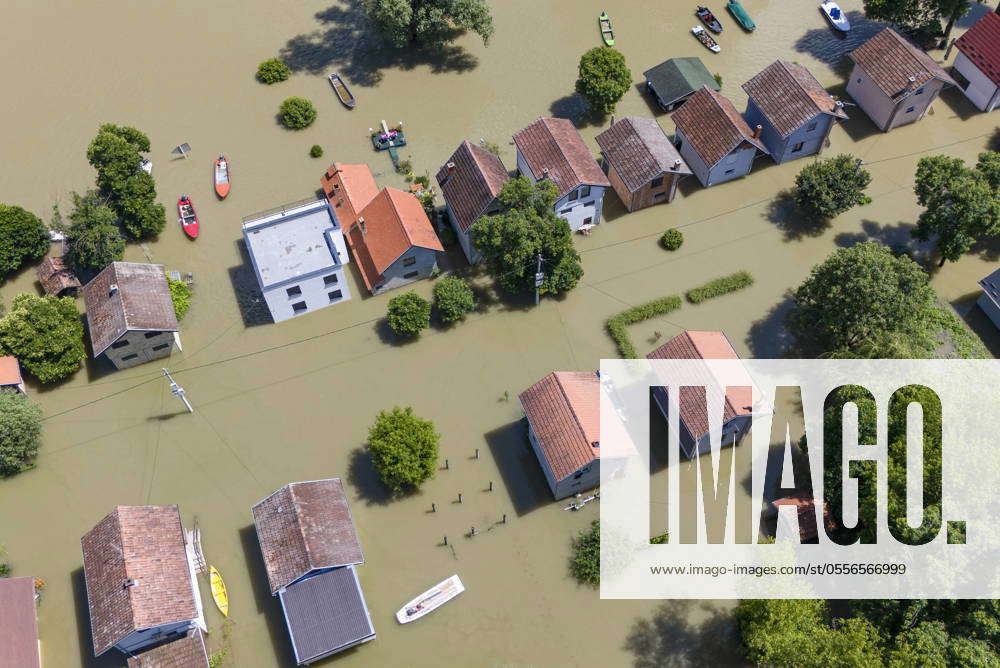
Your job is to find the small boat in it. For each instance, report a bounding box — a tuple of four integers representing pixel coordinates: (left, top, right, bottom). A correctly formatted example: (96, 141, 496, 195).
(177, 195, 199, 239)
(328, 73, 356, 109)
(820, 1, 850, 31)
(209, 566, 229, 617)
(139, 159, 153, 175)
(599, 11, 615, 46)
(726, 0, 756, 31)
(396, 574, 464, 624)
(692, 25, 721, 53)
(696, 6, 723, 33)
(214, 156, 230, 199)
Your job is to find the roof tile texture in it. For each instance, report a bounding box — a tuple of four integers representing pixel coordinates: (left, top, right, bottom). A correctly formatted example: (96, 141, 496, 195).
(519, 371, 600, 481)
(848, 28, 956, 98)
(82, 262, 179, 357)
(436, 141, 510, 233)
(742, 61, 848, 138)
(671, 87, 767, 168)
(0, 355, 23, 387)
(126, 630, 210, 668)
(0, 577, 40, 668)
(513, 118, 609, 198)
(595, 117, 692, 193)
(956, 11, 1000, 88)
(37, 256, 81, 296)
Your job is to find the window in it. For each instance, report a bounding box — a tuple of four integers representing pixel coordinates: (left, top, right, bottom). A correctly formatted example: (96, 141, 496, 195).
(328, 289, 343, 302)
(651, 176, 664, 188)
(915, 87, 924, 95)
(906, 106, 915, 113)
(724, 168, 735, 175)
(856, 78, 862, 84)
(583, 217, 593, 226)
(559, 207, 573, 214)
(286, 286, 302, 298)
(654, 192, 667, 201)
(806, 121, 818, 132)
(121, 353, 139, 361)
(580, 186, 591, 198)
(403, 271, 419, 279)
(403, 256, 416, 267)
(144, 331, 160, 339)
(111, 339, 130, 349)
(323, 274, 338, 286)
(151, 343, 170, 352)
(674, 138, 683, 150)
(792, 142, 805, 153)
(291, 301, 307, 314)
(568, 189, 579, 202)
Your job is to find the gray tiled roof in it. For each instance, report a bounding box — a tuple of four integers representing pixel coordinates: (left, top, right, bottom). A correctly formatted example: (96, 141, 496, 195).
(82, 262, 179, 357)
(126, 630, 210, 668)
(595, 117, 692, 193)
(436, 141, 510, 233)
(848, 28, 957, 99)
(742, 61, 848, 138)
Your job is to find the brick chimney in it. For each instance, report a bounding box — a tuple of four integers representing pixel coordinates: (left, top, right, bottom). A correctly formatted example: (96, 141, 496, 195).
(752, 125, 763, 139)
(542, 167, 550, 179)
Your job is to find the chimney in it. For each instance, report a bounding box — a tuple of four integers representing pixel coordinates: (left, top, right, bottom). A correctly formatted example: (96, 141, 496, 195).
(123, 578, 137, 589)
(358, 217, 367, 235)
(752, 125, 762, 139)
(542, 167, 550, 179)
(108, 284, 118, 298)
(673, 159, 682, 169)
(445, 162, 456, 182)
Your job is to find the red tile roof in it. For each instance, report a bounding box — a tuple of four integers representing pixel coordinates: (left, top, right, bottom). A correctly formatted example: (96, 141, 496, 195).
(647, 331, 752, 439)
(513, 118, 609, 198)
(81, 505, 197, 656)
(519, 371, 600, 481)
(82, 262, 179, 357)
(848, 28, 956, 99)
(772, 493, 835, 542)
(0, 355, 23, 388)
(956, 12, 1000, 88)
(321, 163, 380, 228)
(0, 577, 40, 668)
(436, 141, 510, 233)
(595, 117, 692, 193)
(126, 630, 210, 668)
(742, 61, 848, 138)
(671, 87, 767, 168)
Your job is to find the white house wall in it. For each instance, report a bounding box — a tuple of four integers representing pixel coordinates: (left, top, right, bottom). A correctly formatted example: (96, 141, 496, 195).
(847, 65, 893, 130)
(674, 128, 711, 187)
(263, 265, 351, 323)
(954, 52, 1000, 112)
(553, 186, 606, 232)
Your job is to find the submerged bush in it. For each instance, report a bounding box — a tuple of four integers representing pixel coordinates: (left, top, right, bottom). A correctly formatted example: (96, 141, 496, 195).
(660, 228, 684, 251)
(570, 520, 601, 586)
(367, 406, 439, 492)
(387, 292, 430, 336)
(310, 144, 323, 158)
(433, 276, 476, 323)
(0, 390, 43, 477)
(279, 97, 317, 130)
(606, 295, 682, 358)
(166, 275, 192, 320)
(686, 271, 754, 304)
(256, 58, 290, 84)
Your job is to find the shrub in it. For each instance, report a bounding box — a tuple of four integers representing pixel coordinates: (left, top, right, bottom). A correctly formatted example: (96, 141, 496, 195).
(0, 390, 43, 477)
(606, 295, 682, 358)
(575, 47, 632, 116)
(256, 58, 290, 84)
(279, 97, 317, 130)
(167, 275, 192, 320)
(660, 228, 683, 251)
(433, 276, 476, 323)
(0, 204, 49, 278)
(685, 271, 754, 304)
(414, 175, 430, 188)
(714, 72, 723, 87)
(367, 406, 440, 492)
(310, 145, 323, 158)
(387, 292, 430, 337)
(0, 294, 86, 383)
(570, 520, 600, 586)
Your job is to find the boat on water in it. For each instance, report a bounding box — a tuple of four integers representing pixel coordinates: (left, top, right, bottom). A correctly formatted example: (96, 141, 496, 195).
(820, 1, 850, 31)
(177, 195, 199, 239)
(692, 25, 721, 53)
(209, 566, 229, 617)
(139, 159, 153, 175)
(396, 574, 464, 624)
(599, 11, 615, 46)
(696, 6, 723, 33)
(328, 73, 356, 109)
(726, 0, 756, 31)
(214, 156, 230, 199)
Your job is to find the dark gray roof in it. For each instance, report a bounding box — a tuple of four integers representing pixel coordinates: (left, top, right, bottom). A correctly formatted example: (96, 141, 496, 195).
(643, 58, 720, 107)
(82, 262, 179, 357)
(980, 268, 1000, 307)
(278, 566, 375, 665)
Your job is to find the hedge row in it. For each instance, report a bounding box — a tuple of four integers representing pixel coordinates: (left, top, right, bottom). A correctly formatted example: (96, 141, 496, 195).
(606, 295, 682, 358)
(685, 271, 754, 304)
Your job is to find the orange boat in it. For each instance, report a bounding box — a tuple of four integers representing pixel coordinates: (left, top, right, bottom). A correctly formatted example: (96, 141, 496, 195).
(214, 156, 230, 199)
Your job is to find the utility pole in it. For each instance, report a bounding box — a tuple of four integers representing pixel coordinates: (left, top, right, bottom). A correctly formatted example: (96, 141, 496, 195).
(534, 254, 545, 307)
(162, 368, 193, 413)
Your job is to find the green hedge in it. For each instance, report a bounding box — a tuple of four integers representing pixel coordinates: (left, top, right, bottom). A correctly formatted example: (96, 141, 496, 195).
(686, 271, 754, 304)
(606, 295, 682, 358)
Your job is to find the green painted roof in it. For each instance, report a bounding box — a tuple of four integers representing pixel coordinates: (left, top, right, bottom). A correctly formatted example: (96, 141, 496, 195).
(643, 58, 721, 106)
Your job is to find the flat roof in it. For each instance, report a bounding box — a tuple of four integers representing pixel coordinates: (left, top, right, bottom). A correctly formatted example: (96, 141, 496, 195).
(279, 566, 375, 665)
(0, 577, 40, 668)
(243, 200, 347, 289)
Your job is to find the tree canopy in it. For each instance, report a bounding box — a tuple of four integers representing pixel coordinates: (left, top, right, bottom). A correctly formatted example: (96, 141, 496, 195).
(64, 191, 125, 273)
(86, 124, 165, 240)
(433, 276, 476, 323)
(0, 390, 43, 477)
(387, 292, 431, 336)
(279, 97, 317, 130)
(793, 154, 872, 220)
(569, 520, 601, 587)
(471, 177, 584, 297)
(575, 47, 632, 116)
(366, 406, 439, 492)
(863, 0, 969, 41)
(0, 204, 49, 278)
(167, 275, 192, 320)
(0, 294, 86, 383)
(361, 0, 494, 48)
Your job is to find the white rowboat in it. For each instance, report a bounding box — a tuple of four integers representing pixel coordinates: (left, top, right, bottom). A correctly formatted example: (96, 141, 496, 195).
(396, 574, 464, 624)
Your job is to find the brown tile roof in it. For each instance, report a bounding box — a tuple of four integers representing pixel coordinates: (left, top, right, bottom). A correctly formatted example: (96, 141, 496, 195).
(772, 493, 836, 542)
(513, 118, 610, 198)
(252, 478, 364, 594)
(346, 188, 443, 292)
(126, 630, 210, 668)
(647, 331, 752, 439)
(671, 87, 767, 168)
(81, 505, 197, 656)
(956, 11, 1000, 88)
(519, 371, 600, 481)
(0, 577, 40, 668)
(848, 28, 957, 99)
(321, 163, 380, 228)
(0, 355, 23, 387)
(82, 262, 179, 357)
(37, 256, 81, 296)
(436, 141, 510, 233)
(595, 117, 692, 193)
(742, 61, 848, 138)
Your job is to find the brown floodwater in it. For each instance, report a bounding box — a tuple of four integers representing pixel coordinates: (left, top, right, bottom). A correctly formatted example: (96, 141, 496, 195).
(1, 0, 998, 666)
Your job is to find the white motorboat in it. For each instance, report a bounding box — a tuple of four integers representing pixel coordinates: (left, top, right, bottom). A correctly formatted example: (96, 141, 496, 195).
(820, 1, 850, 31)
(396, 575, 465, 624)
(140, 158, 153, 175)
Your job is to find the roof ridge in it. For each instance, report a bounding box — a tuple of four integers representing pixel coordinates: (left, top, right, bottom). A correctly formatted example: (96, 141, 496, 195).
(543, 118, 585, 191)
(113, 508, 139, 630)
(554, 372, 592, 449)
(706, 88, 756, 161)
(382, 187, 413, 246)
(778, 60, 826, 115)
(289, 484, 313, 569)
(628, 117, 670, 174)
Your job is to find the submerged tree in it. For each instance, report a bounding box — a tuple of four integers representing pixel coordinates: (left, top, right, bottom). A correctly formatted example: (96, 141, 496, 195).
(575, 47, 632, 116)
(0, 294, 86, 384)
(0, 204, 49, 278)
(362, 0, 495, 48)
(86, 124, 165, 239)
(432, 276, 476, 323)
(792, 154, 872, 220)
(863, 0, 968, 41)
(0, 390, 43, 477)
(64, 191, 125, 273)
(387, 292, 431, 336)
(367, 406, 440, 492)
(569, 520, 601, 587)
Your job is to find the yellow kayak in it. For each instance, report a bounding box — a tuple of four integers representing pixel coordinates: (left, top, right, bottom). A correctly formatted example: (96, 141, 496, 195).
(209, 566, 229, 617)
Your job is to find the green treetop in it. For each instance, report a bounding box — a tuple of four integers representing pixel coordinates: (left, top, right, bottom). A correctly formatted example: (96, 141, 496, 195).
(0, 294, 86, 383)
(366, 406, 440, 492)
(575, 47, 632, 116)
(361, 0, 495, 48)
(0, 204, 49, 278)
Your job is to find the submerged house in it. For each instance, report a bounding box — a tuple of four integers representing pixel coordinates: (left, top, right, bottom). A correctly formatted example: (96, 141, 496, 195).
(845, 28, 956, 132)
(436, 141, 511, 264)
(595, 116, 692, 212)
(671, 86, 768, 187)
(643, 57, 721, 111)
(513, 117, 610, 231)
(322, 163, 443, 295)
(242, 198, 352, 323)
(82, 262, 179, 370)
(646, 331, 754, 459)
(37, 256, 81, 297)
(953, 12, 1000, 112)
(0, 577, 41, 668)
(0, 355, 26, 394)
(741, 60, 848, 164)
(977, 268, 1000, 330)
(81, 505, 205, 658)
(126, 630, 209, 668)
(252, 478, 375, 665)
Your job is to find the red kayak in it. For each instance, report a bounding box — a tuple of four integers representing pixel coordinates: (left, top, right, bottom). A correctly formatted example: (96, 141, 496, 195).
(214, 155, 230, 199)
(177, 196, 200, 239)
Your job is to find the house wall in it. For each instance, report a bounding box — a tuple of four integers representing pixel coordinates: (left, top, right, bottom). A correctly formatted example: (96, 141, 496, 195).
(526, 419, 601, 500)
(516, 148, 605, 231)
(116, 620, 194, 654)
(978, 293, 1000, 330)
(606, 163, 680, 212)
(706, 145, 757, 187)
(370, 246, 440, 295)
(104, 330, 175, 370)
(886, 80, 944, 131)
(744, 102, 833, 164)
(674, 128, 712, 188)
(443, 201, 491, 265)
(650, 387, 751, 459)
(847, 64, 944, 131)
(953, 52, 1000, 112)
(263, 263, 350, 323)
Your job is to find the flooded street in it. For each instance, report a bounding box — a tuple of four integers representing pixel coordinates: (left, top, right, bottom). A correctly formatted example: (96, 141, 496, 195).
(1, 0, 998, 665)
